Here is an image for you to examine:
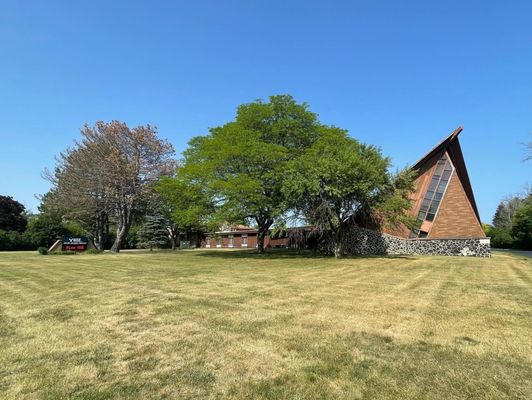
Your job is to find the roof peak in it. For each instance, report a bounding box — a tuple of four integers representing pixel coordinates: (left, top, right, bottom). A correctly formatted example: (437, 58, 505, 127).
(412, 126, 463, 170)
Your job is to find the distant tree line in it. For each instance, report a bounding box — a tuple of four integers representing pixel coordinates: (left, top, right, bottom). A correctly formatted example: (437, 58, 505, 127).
(0, 195, 85, 251)
(484, 191, 532, 250)
(2, 95, 420, 257)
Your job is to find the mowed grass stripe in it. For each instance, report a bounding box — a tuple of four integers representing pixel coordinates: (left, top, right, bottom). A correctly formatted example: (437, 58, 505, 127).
(0, 250, 530, 399)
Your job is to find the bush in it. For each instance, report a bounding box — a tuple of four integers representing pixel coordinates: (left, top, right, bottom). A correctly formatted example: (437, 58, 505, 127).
(25, 214, 65, 248)
(37, 247, 48, 255)
(49, 250, 79, 255)
(487, 227, 514, 248)
(0, 229, 35, 251)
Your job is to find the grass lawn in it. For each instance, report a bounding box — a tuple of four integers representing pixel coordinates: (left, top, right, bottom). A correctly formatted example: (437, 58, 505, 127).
(0, 250, 531, 399)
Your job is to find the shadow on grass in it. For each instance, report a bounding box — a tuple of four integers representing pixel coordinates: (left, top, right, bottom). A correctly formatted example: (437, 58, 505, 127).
(192, 248, 415, 260)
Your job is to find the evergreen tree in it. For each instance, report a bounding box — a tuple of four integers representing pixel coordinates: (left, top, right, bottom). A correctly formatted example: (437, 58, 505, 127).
(492, 196, 523, 229)
(136, 215, 169, 251)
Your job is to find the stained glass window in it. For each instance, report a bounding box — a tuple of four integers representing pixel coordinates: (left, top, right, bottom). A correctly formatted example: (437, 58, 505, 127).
(410, 154, 453, 238)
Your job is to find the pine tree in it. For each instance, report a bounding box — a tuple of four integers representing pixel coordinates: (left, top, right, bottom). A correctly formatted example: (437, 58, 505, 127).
(492, 203, 508, 229)
(492, 197, 524, 229)
(136, 215, 169, 251)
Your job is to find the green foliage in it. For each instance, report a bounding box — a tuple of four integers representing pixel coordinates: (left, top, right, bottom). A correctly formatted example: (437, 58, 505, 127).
(26, 214, 67, 248)
(283, 126, 416, 257)
(0, 229, 33, 251)
(0, 213, 88, 251)
(179, 95, 321, 252)
(156, 176, 213, 234)
(136, 215, 169, 250)
(485, 226, 514, 249)
(124, 223, 141, 249)
(487, 194, 531, 250)
(0, 195, 27, 232)
(511, 200, 532, 250)
(37, 247, 48, 255)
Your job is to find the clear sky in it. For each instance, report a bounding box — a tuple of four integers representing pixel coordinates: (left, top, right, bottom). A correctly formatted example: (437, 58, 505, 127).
(1, 1, 531, 222)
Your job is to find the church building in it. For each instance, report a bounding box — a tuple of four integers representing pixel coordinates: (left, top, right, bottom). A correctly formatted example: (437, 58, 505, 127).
(388, 126, 485, 239)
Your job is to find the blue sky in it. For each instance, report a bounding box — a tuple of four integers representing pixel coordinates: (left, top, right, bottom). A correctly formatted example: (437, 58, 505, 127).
(0, 0, 531, 222)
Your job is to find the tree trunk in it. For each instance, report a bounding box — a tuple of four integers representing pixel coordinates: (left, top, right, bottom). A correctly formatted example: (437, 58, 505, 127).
(93, 212, 107, 251)
(256, 218, 273, 254)
(333, 241, 344, 258)
(110, 204, 132, 253)
(333, 226, 344, 258)
(167, 226, 178, 250)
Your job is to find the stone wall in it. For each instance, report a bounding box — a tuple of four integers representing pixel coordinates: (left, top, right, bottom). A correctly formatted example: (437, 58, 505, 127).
(320, 226, 491, 257)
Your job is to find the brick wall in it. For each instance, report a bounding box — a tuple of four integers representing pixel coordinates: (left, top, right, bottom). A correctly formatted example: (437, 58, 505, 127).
(429, 171, 485, 238)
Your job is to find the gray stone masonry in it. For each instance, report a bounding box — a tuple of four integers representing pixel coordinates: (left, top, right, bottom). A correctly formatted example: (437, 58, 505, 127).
(319, 226, 490, 257)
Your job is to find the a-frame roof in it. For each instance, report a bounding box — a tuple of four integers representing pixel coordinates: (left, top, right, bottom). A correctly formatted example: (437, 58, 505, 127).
(411, 127, 481, 224)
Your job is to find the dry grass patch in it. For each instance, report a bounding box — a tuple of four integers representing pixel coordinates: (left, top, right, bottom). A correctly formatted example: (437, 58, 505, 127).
(0, 250, 530, 399)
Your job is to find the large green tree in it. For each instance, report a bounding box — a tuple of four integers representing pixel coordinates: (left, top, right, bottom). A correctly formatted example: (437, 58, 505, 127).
(156, 175, 214, 246)
(180, 95, 320, 252)
(0, 195, 27, 232)
(283, 126, 416, 257)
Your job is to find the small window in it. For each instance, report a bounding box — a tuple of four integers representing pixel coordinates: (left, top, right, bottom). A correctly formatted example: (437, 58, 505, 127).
(418, 231, 428, 238)
(228, 235, 234, 247)
(242, 235, 248, 245)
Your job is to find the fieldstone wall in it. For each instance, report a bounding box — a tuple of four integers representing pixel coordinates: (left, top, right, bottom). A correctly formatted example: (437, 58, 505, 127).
(319, 226, 491, 257)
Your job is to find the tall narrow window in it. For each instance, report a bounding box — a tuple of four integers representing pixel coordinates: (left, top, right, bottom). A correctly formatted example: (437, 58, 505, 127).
(410, 154, 453, 238)
(242, 234, 248, 247)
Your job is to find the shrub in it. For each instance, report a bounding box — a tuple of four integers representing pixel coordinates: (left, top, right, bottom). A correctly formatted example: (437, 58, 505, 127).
(37, 247, 48, 255)
(0, 229, 35, 251)
(487, 227, 514, 248)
